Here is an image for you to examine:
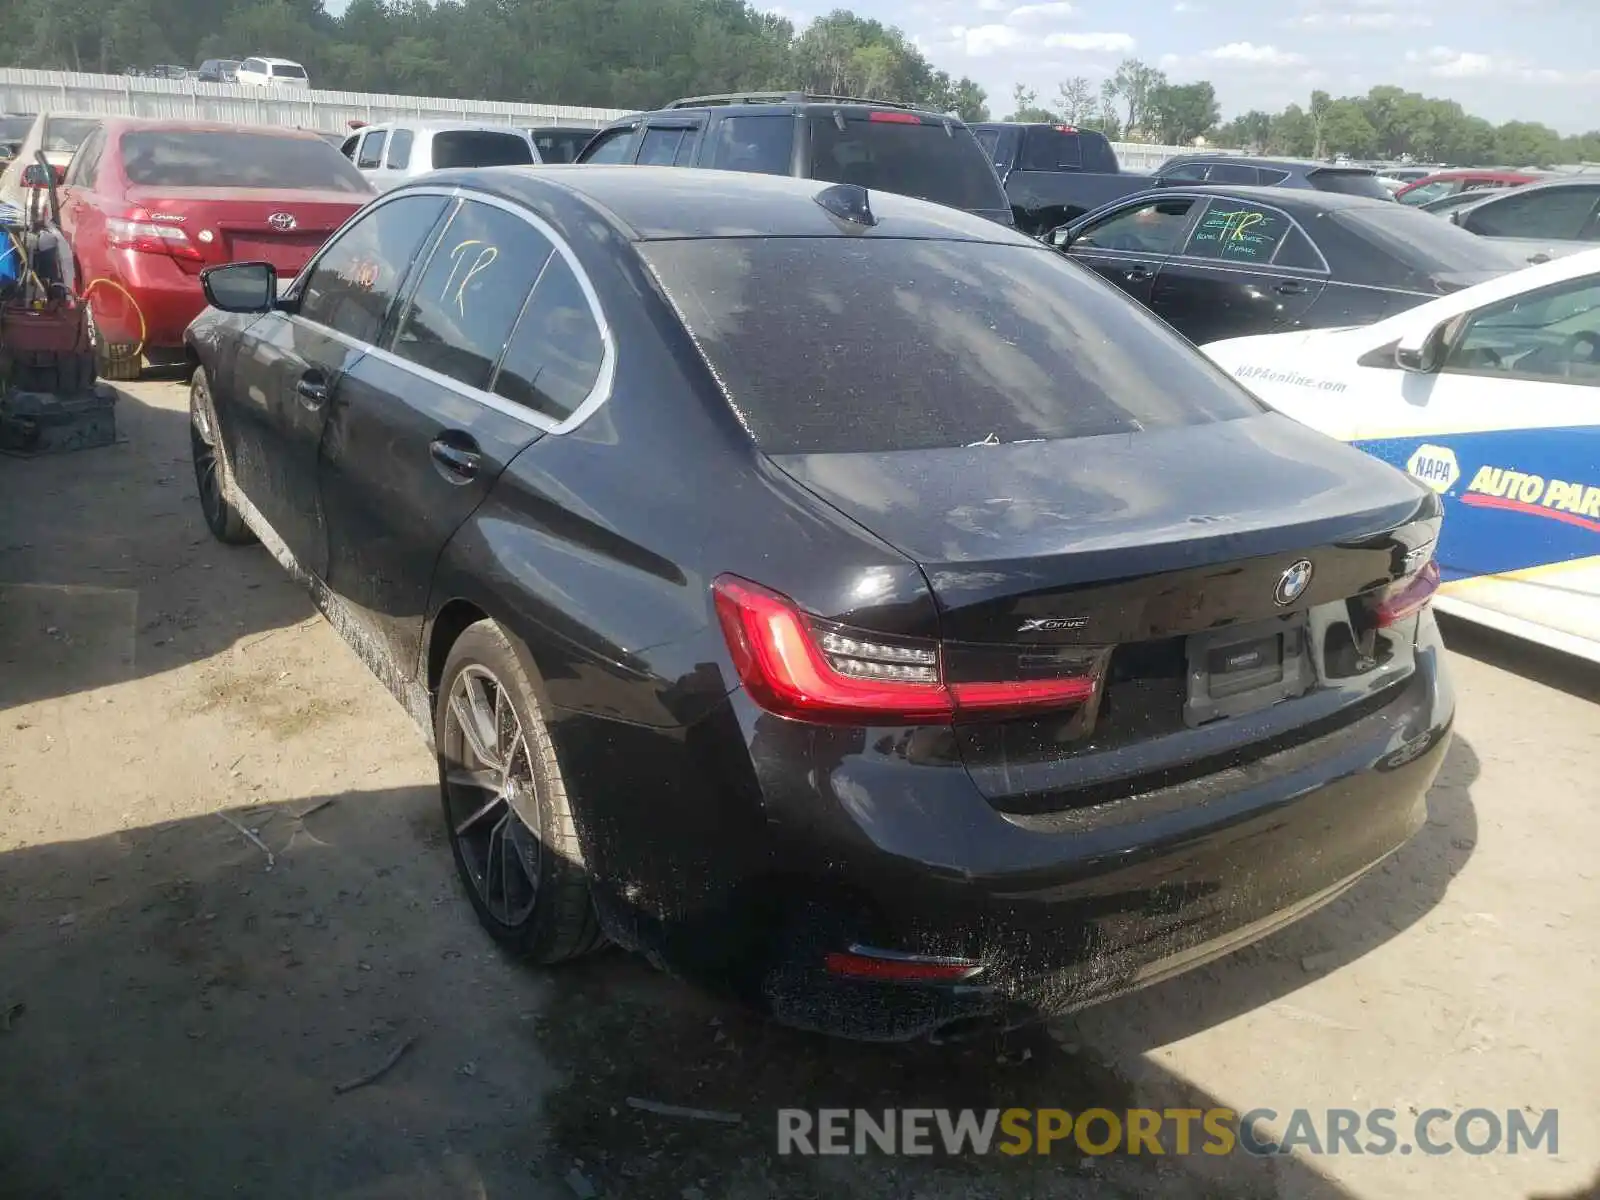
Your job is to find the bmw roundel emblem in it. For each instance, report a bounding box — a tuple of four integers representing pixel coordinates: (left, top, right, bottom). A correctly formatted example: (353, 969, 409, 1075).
(1274, 559, 1315, 606)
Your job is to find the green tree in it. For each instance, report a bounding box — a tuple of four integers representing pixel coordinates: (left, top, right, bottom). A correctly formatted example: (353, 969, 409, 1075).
(946, 77, 990, 123)
(1007, 84, 1057, 123)
(1111, 57, 1165, 136)
(1494, 120, 1563, 167)
(1321, 98, 1377, 157)
(1056, 76, 1095, 125)
(1149, 80, 1218, 145)
(1269, 104, 1314, 156)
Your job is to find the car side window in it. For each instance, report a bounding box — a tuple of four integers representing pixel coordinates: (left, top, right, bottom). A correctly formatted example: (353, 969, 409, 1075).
(581, 127, 637, 164)
(242, 59, 264, 74)
(386, 128, 414, 170)
(1205, 162, 1260, 185)
(637, 126, 687, 167)
(356, 130, 387, 170)
(1074, 198, 1196, 254)
(297, 194, 450, 345)
(1159, 163, 1209, 183)
(65, 128, 103, 187)
(1465, 188, 1600, 240)
(704, 115, 794, 175)
(492, 253, 606, 421)
(391, 200, 555, 392)
(1443, 276, 1600, 387)
(340, 135, 359, 160)
(1272, 226, 1325, 271)
(1182, 201, 1291, 264)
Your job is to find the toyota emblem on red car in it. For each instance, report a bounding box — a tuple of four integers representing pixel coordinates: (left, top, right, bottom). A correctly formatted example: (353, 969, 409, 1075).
(268, 212, 297, 231)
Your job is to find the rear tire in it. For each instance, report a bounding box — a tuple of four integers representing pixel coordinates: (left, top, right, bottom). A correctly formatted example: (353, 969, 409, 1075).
(189, 368, 254, 545)
(436, 619, 604, 964)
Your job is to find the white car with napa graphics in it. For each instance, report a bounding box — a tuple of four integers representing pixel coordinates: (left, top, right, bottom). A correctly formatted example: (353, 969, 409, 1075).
(1204, 247, 1600, 663)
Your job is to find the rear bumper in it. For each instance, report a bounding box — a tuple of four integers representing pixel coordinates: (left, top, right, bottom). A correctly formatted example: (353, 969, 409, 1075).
(566, 612, 1453, 1041)
(86, 251, 203, 351)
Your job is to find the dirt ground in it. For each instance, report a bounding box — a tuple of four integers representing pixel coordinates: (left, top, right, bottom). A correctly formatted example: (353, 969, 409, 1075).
(1, 380, 1596, 1200)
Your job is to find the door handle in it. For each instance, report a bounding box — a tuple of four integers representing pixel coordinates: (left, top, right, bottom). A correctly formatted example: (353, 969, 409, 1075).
(295, 375, 329, 409)
(429, 437, 482, 482)
(1274, 281, 1306, 296)
(1124, 266, 1153, 282)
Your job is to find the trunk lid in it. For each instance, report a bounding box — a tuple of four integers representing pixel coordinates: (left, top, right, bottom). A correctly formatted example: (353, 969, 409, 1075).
(772, 414, 1439, 811)
(771, 412, 1432, 643)
(124, 186, 362, 277)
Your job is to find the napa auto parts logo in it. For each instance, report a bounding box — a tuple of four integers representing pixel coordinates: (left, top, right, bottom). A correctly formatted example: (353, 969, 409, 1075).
(1406, 444, 1459, 494)
(1462, 464, 1600, 532)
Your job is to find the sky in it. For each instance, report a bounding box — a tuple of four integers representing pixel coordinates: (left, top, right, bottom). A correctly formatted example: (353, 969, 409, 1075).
(322, 0, 1598, 133)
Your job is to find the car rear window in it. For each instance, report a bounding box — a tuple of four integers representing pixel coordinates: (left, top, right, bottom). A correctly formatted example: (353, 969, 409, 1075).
(1309, 168, 1393, 200)
(530, 129, 592, 164)
(118, 130, 370, 192)
(1333, 206, 1520, 274)
(807, 116, 1007, 214)
(0, 117, 32, 141)
(1018, 125, 1118, 173)
(43, 118, 99, 153)
(430, 130, 534, 169)
(642, 237, 1263, 455)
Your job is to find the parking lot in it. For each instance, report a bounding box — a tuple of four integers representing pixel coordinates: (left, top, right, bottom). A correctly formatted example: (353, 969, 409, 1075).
(1, 378, 1597, 1200)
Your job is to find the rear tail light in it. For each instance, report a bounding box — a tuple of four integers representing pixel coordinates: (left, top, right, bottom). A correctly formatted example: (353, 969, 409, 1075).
(712, 575, 1103, 724)
(1369, 558, 1441, 627)
(824, 947, 982, 983)
(868, 110, 923, 124)
(106, 209, 202, 261)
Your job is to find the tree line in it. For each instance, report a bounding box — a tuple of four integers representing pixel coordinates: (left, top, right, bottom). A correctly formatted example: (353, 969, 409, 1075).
(0, 0, 988, 120)
(4, 0, 1594, 167)
(1012, 60, 1600, 167)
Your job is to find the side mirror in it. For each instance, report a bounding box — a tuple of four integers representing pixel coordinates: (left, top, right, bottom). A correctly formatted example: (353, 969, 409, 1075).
(1044, 225, 1075, 249)
(1394, 317, 1451, 373)
(20, 163, 53, 189)
(202, 262, 277, 313)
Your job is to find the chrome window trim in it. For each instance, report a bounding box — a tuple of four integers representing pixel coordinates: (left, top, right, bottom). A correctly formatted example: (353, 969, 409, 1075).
(283, 183, 617, 437)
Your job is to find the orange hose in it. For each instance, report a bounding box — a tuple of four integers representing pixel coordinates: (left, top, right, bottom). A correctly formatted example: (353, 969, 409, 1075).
(79, 277, 148, 359)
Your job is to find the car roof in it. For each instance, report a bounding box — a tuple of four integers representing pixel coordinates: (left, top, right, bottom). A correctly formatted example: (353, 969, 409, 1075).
(1412, 169, 1537, 182)
(1171, 155, 1365, 171)
(1121, 183, 1389, 210)
(355, 120, 530, 134)
(417, 164, 1037, 244)
(98, 116, 326, 140)
(636, 94, 958, 122)
(251, 57, 304, 67)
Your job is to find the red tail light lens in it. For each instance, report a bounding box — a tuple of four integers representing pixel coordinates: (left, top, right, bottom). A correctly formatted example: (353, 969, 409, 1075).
(868, 111, 922, 124)
(106, 209, 202, 261)
(712, 575, 1102, 724)
(1371, 559, 1441, 627)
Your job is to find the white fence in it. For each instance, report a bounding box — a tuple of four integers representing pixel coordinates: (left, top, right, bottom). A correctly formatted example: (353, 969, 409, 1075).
(0, 68, 630, 132)
(1110, 142, 1197, 171)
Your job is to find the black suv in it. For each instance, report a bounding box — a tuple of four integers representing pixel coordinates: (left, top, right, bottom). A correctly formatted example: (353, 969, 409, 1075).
(576, 91, 1013, 224)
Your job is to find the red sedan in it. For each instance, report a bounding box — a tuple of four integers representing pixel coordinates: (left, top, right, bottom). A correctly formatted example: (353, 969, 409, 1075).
(1395, 169, 1544, 206)
(57, 118, 373, 379)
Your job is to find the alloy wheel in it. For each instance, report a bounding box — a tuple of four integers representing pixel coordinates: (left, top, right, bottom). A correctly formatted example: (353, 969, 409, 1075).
(442, 664, 543, 925)
(189, 377, 224, 531)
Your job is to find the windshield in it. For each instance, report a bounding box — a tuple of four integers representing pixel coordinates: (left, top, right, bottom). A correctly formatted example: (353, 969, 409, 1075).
(42, 118, 99, 153)
(1335, 207, 1519, 274)
(642, 237, 1262, 455)
(0, 117, 32, 142)
(430, 130, 534, 169)
(807, 116, 1007, 214)
(1309, 169, 1394, 201)
(119, 130, 370, 192)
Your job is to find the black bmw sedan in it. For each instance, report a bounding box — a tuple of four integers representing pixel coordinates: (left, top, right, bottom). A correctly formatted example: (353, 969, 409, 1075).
(1047, 184, 1523, 344)
(185, 166, 1453, 1042)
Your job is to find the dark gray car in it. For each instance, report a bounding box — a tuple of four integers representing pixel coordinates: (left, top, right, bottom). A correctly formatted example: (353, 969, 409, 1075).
(1446, 177, 1600, 263)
